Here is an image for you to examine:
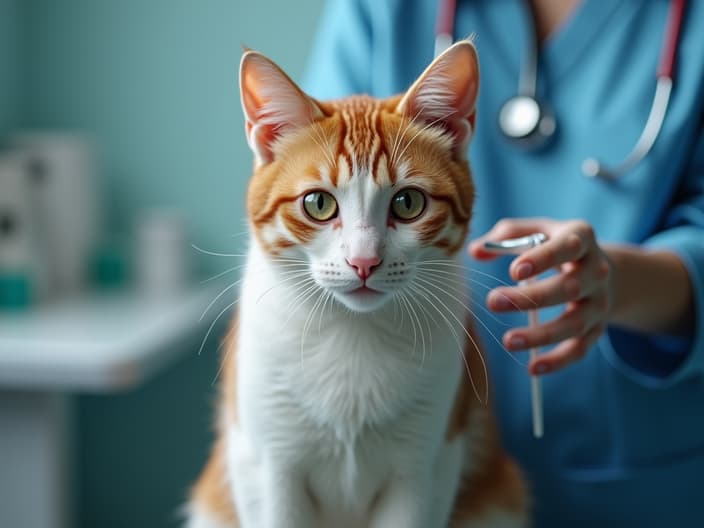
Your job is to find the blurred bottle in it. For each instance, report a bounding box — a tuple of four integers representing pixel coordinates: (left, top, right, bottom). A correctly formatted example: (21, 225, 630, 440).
(136, 210, 190, 299)
(0, 154, 47, 308)
(12, 132, 100, 296)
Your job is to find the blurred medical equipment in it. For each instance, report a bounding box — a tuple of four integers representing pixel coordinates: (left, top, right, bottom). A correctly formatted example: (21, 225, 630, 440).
(435, 0, 687, 180)
(0, 154, 46, 307)
(12, 133, 100, 294)
(484, 232, 547, 438)
(136, 210, 190, 298)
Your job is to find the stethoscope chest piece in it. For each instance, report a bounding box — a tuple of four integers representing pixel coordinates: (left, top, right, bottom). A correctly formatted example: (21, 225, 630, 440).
(436, 0, 686, 177)
(498, 95, 556, 150)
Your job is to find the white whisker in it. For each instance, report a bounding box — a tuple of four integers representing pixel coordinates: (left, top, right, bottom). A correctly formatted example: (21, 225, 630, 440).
(409, 283, 461, 364)
(390, 111, 420, 167)
(200, 280, 242, 322)
(318, 291, 333, 336)
(417, 262, 538, 308)
(191, 244, 247, 258)
(416, 272, 503, 325)
(256, 272, 312, 304)
(198, 299, 237, 356)
(229, 229, 250, 239)
(412, 281, 489, 404)
(201, 265, 244, 284)
(210, 334, 231, 387)
(394, 108, 456, 164)
(415, 273, 526, 368)
(398, 291, 423, 362)
(310, 121, 336, 168)
(412, 289, 438, 370)
(300, 289, 328, 372)
(281, 281, 320, 327)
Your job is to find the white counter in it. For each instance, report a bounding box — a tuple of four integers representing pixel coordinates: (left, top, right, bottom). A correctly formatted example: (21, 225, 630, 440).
(0, 285, 236, 528)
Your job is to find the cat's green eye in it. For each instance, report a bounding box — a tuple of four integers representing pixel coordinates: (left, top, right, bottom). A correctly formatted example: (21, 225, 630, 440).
(391, 188, 426, 221)
(303, 191, 338, 222)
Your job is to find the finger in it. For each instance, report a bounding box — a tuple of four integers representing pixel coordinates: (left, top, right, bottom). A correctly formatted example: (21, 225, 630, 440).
(509, 220, 595, 281)
(469, 218, 552, 260)
(502, 298, 602, 351)
(488, 269, 583, 312)
(529, 323, 606, 375)
(468, 241, 502, 260)
(488, 258, 608, 312)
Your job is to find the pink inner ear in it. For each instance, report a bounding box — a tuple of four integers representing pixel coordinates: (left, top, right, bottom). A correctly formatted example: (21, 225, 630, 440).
(397, 41, 479, 154)
(240, 51, 324, 164)
(245, 121, 278, 164)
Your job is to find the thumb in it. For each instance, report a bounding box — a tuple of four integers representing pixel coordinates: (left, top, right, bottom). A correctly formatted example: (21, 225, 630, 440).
(469, 218, 550, 260)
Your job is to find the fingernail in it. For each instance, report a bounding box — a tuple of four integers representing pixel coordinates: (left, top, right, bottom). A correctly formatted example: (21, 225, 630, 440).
(509, 335, 527, 349)
(491, 293, 512, 310)
(515, 262, 533, 280)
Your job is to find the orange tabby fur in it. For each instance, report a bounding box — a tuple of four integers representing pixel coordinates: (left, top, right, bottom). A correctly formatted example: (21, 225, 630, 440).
(247, 95, 473, 257)
(190, 42, 528, 527)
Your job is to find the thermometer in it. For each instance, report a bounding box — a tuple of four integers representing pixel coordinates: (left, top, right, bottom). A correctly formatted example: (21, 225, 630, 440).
(483, 233, 547, 438)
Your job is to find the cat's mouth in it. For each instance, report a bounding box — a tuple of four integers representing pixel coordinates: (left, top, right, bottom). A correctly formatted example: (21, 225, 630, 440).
(348, 285, 383, 297)
(332, 284, 390, 313)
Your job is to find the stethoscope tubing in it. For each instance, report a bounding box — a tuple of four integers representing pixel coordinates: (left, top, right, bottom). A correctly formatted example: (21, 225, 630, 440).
(659, 0, 686, 80)
(434, 0, 457, 58)
(585, 0, 686, 179)
(435, 0, 688, 180)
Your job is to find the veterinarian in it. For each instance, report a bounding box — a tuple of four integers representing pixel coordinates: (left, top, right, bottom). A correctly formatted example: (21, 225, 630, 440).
(303, 0, 704, 525)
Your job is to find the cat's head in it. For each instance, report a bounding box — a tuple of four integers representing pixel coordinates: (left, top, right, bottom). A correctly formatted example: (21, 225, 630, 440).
(240, 41, 478, 313)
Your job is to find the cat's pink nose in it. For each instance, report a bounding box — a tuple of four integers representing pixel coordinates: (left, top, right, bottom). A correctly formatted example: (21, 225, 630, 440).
(346, 256, 382, 280)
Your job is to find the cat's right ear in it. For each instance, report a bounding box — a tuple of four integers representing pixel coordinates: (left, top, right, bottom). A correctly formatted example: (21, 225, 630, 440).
(240, 50, 325, 165)
(396, 40, 479, 157)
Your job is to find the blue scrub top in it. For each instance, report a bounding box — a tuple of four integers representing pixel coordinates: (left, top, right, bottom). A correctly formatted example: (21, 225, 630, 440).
(302, 1, 704, 526)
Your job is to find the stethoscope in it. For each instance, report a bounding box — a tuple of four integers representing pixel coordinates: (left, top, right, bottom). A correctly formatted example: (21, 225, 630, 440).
(435, 0, 687, 180)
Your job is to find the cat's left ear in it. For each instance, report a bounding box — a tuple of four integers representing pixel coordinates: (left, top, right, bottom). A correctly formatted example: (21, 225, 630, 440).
(396, 40, 479, 157)
(240, 50, 325, 165)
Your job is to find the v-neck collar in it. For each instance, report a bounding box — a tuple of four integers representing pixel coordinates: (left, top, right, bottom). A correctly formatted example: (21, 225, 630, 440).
(540, 0, 626, 85)
(474, 0, 627, 87)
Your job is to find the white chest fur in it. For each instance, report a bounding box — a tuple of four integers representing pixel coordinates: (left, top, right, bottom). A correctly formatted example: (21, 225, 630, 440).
(228, 243, 470, 527)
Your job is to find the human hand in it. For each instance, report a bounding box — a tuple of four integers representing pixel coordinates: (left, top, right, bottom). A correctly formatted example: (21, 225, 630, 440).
(469, 218, 612, 375)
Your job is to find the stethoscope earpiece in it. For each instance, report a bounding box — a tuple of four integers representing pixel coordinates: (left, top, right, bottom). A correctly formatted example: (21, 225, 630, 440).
(498, 95, 556, 150)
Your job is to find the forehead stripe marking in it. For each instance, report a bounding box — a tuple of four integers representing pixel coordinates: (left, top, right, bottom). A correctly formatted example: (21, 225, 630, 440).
(371, 107, 387, 183)
(340, 112, 355, 179)
(333, 115, 347, 186)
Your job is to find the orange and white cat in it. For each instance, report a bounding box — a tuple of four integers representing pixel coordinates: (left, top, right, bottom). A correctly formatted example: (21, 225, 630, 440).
(187, 40, 528, 528)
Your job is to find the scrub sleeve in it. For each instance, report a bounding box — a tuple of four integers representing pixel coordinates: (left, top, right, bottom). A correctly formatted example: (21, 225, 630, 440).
(602, 123, 704, 388)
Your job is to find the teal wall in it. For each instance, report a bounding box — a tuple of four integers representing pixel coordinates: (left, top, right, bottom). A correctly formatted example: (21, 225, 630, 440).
(6, 1, 325, 526)
(0, 0, 21, 138)
(22, 0, 325, 263)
